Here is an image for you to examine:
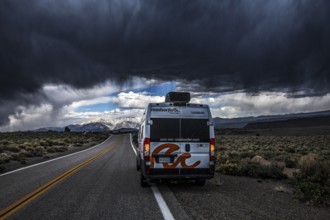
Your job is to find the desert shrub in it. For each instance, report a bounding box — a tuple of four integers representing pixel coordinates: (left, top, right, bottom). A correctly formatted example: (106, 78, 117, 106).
(218, 146, 228, 151)
(0, 153, 10, 164)
(10, 153, 19, 161)
(239, 151, 255, 159)
(217, 162, 240, 175)
(33, 146, 47, 157)
(47, 147, 56, 153)
(39, 141, 47, 146)
(294, 180, 329, 205)
(261, 151, 276, 160)
(240, 162, 286, 179)
(25, 148, 35, 157)
(74, 139, 84, 144)
(275, 155, 297, 168)
(46, 140, 54, 146)
(227, 151, 240, 159)
(293, 158, 330, 205)
(285, 147, 296, 153)
(0, 140, 9, 145)
(55, 146, 68, 152)
(18, 145, 26, 149)
(285, 158, 297, 168)
(54, 140, 65, 146)
(18, 152, 27, 161)
(0, 145, 21, 153)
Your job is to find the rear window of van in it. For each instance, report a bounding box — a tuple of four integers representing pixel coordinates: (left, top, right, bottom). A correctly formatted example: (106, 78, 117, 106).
(150, 118, 180, 140)
(150, 118, 209, 142)
(181, 119, 209, 141)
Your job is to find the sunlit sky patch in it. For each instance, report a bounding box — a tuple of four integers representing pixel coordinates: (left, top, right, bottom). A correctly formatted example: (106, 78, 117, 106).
(75, 81, 176, 112)
(1, 78, 330, 132)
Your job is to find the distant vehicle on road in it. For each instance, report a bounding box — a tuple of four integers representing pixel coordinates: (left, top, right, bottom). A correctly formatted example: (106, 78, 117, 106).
(137, 92, 215, 186)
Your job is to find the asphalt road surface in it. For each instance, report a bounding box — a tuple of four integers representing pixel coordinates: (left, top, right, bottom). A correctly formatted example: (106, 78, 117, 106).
(0, 134, 180, 220)
(1, 134, 329, 220)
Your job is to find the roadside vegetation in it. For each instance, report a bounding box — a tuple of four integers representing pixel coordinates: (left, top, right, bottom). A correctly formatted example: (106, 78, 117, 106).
(215, 132, 330, 206)
(0, 131, 109, 172)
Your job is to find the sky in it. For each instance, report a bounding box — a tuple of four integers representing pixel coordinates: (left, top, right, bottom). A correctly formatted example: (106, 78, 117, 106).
(0, 0, 329, 131)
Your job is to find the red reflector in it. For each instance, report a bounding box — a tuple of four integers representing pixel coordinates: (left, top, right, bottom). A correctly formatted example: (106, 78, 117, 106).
(144, 138, 150, 161)
(210, 138, 215, 161)
(144, 138, 150, 151)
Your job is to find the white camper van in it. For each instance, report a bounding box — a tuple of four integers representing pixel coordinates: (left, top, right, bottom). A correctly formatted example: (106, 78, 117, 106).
(136, 92, 215, 186)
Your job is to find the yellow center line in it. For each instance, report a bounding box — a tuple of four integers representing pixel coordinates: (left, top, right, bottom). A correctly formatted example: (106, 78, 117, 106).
(0, 136, 121, 220)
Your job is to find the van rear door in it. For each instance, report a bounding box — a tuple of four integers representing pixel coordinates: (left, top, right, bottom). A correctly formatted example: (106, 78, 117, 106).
(149, 118, 211, 173)
(149, 118, 181, 174)
(180, 118, 210, 170)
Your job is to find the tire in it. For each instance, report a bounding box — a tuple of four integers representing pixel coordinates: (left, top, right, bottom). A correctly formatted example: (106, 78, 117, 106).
(136, 157, 140, 171)
(140, 173, 149, 187)
(195, 179, 206, 186)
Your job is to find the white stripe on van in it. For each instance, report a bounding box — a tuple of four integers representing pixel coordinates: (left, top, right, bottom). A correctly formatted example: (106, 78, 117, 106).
(129, 134, 175, 220)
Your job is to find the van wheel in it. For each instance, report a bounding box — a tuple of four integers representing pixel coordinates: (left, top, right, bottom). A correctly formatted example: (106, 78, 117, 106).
(140, 173, 149, 187)
(136, 157, 140, 171)
(195, 179, 205, 186)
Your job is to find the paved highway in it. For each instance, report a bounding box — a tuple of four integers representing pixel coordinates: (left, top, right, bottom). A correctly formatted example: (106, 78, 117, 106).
(0, 134, 187, 220)
(1, 134, 329, 220)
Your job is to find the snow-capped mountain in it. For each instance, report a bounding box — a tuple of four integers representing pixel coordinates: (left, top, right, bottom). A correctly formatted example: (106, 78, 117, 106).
(34, 117, 140, 132)
(84, 117, 140, 130)
(81, 118, 115, 130)
(113, 120, 140, 130)
(68, 122, 111, 132)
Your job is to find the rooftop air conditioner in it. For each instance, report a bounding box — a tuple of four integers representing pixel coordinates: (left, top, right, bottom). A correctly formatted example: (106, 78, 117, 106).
(165, 92, 190, 103)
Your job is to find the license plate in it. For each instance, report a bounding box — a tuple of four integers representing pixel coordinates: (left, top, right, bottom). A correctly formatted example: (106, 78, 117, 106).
(158, 157, 171, 163)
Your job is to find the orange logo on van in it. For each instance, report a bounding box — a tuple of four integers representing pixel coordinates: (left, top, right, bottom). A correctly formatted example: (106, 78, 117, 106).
(150, 144, 201, 168)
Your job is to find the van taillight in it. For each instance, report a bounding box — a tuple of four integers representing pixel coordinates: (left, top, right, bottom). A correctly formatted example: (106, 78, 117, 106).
(143, 138, 150, 161)
(210, 138, 215, 161)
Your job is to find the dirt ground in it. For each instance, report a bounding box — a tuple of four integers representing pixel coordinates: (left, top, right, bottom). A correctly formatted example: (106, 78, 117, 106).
(167, 173, 330, 220)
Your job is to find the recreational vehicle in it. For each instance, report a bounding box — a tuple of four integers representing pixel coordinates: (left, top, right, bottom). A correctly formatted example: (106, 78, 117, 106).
(136, 92, 215, 186)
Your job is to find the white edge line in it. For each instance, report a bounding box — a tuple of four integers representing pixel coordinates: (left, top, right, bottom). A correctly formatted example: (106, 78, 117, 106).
(151, 186, 175, 220)
(129, 133, 175, 220)
(0, 135, 113, 178)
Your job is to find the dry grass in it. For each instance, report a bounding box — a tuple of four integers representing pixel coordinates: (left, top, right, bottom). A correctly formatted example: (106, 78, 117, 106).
(215, 133, 330, 205)
(0, 131, 109, 169)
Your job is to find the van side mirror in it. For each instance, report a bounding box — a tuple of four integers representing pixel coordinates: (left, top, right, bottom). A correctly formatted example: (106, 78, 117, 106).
(207, 121, 214, 126)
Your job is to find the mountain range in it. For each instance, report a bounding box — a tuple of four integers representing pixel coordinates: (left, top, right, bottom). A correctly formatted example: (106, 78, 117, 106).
(34, 117, 140, 132)
(35, 110, 330, 132)
(213, 110, 330, 129)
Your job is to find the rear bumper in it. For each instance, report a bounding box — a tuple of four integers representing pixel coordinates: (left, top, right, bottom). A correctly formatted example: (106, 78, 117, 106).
(148, 167, 214, 180)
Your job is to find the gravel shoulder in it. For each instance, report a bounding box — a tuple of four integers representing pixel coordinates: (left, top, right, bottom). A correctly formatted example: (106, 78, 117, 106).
(166, 173, 330, 220)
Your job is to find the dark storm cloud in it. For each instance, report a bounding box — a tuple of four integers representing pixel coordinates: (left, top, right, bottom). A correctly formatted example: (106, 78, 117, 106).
(0, 0, 330, 124)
